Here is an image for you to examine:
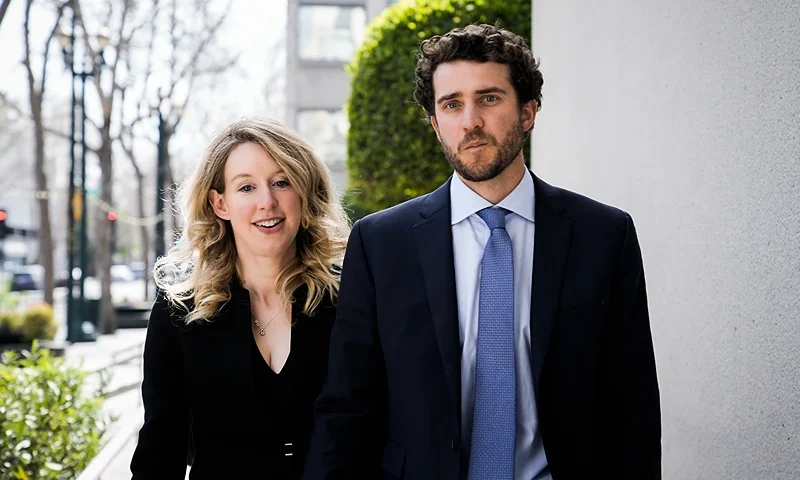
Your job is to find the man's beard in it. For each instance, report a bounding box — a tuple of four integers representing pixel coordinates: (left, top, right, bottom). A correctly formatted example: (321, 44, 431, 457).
(440, 120, 526, 183)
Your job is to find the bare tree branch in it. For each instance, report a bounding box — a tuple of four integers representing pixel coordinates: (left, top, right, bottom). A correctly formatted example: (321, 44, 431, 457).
(0, 0, 12, 28)
(21, 0, 68, 307)
(38, 1, 69, 94)
(71, 0, 140, 334)
(0, 91, 27, 117)
(165, 0, 231, 101)
(1, 89, 100, 152)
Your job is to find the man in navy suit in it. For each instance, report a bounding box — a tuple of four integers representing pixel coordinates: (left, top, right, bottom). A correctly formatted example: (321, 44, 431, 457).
(304, 24, 661, 480)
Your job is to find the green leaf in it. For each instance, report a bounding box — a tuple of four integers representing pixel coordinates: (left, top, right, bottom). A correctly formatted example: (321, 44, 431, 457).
(44, 462, 63, 471)
(15, 465, 29, 480)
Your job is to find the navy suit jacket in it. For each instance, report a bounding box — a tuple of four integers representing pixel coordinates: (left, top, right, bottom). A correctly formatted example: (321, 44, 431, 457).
(304, 173, 661, 479)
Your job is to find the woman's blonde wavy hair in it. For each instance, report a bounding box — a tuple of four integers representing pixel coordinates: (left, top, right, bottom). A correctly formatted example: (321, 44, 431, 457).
(154, 117, 351, 324)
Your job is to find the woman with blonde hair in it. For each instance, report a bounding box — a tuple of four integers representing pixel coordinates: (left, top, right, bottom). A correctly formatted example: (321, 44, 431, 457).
(130, 118, 350, 479)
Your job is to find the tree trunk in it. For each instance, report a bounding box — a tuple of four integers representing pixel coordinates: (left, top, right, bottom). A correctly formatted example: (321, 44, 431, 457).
(135, 169, 151, 300)
(97, 119, 116, 334)
(162, 127, 180, 246)
(30, 93, 55, 306)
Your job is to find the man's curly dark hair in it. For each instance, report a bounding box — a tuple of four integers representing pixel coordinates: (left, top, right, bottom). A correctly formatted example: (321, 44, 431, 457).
(413, 24, 543, 118)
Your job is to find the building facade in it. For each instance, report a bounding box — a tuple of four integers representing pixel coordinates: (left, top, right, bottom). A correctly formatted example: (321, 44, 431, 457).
(285, 0, 396, 195)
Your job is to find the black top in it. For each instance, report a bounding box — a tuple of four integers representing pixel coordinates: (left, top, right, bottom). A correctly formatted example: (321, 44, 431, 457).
(249, 310, 321, 477)
(131, 280, 336, 480)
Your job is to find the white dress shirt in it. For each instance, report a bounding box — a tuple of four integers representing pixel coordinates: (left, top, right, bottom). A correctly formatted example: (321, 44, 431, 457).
(451, 171, 551, 480)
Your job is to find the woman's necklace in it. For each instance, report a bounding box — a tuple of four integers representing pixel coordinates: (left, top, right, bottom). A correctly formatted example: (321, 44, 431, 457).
(252, 308, 280, 336)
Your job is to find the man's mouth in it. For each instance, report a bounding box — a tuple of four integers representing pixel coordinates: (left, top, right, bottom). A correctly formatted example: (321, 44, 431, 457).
(461, 137, 492, 151)
(463, 142, 488, 150)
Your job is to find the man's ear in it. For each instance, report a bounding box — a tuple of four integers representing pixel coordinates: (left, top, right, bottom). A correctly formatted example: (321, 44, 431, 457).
(208, 189, 230, 221)
(430, 115, 442, 142)
(522, 101, 537, 133)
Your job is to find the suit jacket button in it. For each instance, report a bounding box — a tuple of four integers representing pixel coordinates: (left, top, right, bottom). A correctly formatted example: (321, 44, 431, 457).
(451, 437, 459, 451)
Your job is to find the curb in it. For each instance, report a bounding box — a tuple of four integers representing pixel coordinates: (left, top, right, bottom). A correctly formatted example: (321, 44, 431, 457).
(76, 404, 143, 480)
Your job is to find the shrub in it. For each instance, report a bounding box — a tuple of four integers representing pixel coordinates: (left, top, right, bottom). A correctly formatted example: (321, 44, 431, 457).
(20, 303, 56, 342)
(0, 311, 24, 345)
(345, 0, 532, 217)
(0, 282, 18, 312)
(0, 311, 23, 332)
(0, 343, 108, 479)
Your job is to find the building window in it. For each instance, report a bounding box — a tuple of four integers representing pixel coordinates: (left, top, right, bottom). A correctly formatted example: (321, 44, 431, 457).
(297, 5, 367, 62)
(296, 109, 349, 169)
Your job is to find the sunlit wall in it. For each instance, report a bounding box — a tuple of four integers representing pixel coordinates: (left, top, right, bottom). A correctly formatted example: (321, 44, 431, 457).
(530, 1, 800, 478)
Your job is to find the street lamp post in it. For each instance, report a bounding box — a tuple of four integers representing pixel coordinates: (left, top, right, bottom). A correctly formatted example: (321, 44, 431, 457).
(57, 16, 110, 343)
(78, 54, 89, 324)
(56, 12, 78, 342)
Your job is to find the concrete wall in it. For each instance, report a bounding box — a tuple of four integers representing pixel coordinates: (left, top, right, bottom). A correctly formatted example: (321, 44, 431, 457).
(286, 0, 392, 194)
(286, 0, 392, 126)
(531, 1, 800, 478)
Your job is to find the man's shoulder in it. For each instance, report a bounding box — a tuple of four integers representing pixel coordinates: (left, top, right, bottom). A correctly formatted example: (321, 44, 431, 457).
(540, 178, 631, 225)
(355, 193, 433, 232)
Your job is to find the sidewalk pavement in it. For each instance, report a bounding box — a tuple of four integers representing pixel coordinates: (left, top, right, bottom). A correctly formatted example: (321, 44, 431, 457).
(65, 327, 148, 479)
(64, 327, 147, 372)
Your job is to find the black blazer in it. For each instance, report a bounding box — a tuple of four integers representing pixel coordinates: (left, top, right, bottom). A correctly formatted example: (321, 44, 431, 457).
(131, 280, 336, 479)
(303, 173, 661, 479)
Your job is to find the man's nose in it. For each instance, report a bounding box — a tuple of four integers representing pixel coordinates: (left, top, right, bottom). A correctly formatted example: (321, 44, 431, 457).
(462, 104, 484, 132)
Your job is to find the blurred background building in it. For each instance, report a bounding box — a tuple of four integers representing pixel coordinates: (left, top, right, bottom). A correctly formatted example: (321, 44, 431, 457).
(285, 0, 398, 194)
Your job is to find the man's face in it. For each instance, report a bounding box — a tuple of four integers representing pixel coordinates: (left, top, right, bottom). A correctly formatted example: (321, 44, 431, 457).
(430, 60, 535, 183)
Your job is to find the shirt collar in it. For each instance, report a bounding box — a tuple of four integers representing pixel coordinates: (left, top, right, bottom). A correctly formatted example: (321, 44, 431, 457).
(449, 170, 535, 226)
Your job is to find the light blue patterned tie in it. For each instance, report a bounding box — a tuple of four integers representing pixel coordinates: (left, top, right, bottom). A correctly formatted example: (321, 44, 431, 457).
(468, 207, 516, 479)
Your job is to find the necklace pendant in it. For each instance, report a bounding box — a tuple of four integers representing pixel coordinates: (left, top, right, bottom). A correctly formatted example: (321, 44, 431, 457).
(259, 327, 266, 336)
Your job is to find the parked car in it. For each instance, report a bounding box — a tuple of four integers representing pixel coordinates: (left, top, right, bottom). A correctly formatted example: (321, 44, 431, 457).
(129, 262, 147, 280)
(10, 272, 37, 291)
(111, 264, 136, 283)
(8, 264, 43, 291)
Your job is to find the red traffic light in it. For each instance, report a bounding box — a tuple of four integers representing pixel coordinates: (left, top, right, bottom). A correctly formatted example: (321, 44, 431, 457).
(0, 210, 6, 221)
(107, 211, 117, 221)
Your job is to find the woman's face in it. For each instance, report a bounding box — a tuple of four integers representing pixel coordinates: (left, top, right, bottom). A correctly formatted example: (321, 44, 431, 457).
(208, 142, 302, 264)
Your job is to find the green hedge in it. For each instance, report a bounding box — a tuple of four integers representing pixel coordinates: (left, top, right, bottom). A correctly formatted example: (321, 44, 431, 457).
(345, 0, 532, 216)
(0, 303, 57, 343)
(0, 344, 108, 479)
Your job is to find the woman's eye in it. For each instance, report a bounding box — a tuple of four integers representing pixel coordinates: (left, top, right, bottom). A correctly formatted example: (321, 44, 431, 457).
(274, 180, 290, 188)
(239, 185, 253, 193)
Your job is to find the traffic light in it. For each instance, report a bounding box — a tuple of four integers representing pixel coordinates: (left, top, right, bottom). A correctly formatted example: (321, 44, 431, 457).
(0, 208, 7, 239)
(108, 211, 117, 254)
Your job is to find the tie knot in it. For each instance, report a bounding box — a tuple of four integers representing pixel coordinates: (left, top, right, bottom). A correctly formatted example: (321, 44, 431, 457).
(477, 207, 508, 230)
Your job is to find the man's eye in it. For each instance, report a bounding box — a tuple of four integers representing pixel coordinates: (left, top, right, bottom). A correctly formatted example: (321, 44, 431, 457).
(444, 102, 459, 110)
(483, 95, 498, 103)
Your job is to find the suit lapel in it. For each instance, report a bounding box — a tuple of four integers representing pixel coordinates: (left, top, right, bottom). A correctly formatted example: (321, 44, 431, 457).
(413, 179, 462, 425)
(530, 174, 572, 397)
